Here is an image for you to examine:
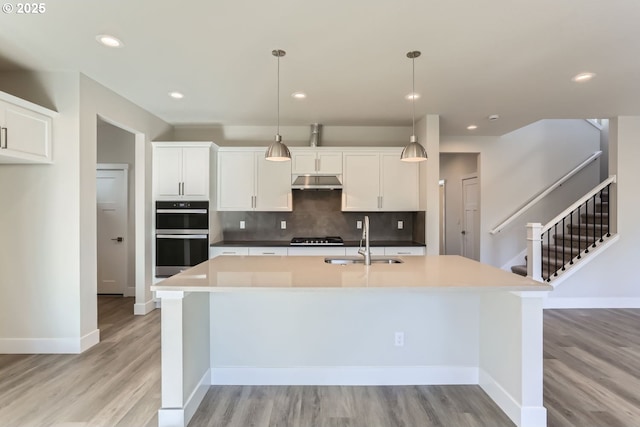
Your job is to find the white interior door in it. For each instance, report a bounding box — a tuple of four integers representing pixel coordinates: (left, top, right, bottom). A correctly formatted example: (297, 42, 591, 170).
(97, 169, 128, 294)
(462, 176, 479, 261)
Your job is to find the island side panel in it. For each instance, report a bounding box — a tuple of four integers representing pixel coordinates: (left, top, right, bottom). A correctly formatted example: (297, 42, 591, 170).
(479, 291, 547, 427)
(157, 291, 211, 427)
(209, 290, 480, 385)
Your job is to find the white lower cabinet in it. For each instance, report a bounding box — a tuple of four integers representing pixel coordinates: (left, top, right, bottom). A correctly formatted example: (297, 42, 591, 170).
(344, 246, 385, 256)
(248, 247, 288, 256)
(384, 246, 425, 256)
(210, 246, 424, 258)
(209, 247, 250, 258)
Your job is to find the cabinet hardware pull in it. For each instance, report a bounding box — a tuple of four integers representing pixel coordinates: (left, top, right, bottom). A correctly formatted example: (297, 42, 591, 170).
(397, 252, 411, 255)
(0, 127, 7, 149)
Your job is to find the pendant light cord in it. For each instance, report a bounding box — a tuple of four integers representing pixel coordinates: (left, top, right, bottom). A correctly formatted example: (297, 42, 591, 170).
(277, 53, 280, 137)
(412, 54, 416, 138)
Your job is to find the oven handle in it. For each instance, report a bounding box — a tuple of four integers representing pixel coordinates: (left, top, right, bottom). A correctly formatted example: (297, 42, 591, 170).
(156, 234, 208, 239)
(156, 209, 208, 214)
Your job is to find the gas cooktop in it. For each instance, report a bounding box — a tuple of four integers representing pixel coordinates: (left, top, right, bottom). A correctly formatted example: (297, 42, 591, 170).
(290, 236, 344, 246)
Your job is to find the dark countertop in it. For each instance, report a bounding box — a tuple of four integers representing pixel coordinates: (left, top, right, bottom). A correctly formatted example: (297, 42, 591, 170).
(210, 240, 425, 248)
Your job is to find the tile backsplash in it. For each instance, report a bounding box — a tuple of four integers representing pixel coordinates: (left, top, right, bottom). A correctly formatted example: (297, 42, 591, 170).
(218, 190, 423, 242)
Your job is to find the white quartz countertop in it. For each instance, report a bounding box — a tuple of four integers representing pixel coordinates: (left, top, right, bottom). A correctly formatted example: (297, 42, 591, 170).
(151, 255, 551, 293)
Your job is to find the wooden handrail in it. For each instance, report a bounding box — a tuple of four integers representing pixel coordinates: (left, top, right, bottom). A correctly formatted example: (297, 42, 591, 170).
(490, 151, 603, 235)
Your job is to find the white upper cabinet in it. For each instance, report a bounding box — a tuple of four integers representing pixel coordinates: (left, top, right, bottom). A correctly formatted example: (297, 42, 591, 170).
(342, 149, 419, 212)
(0, 91, 56, 164)
(153, 142, 211, 200)
(291, 148, 342, 174)
(217, 149, 292, 211)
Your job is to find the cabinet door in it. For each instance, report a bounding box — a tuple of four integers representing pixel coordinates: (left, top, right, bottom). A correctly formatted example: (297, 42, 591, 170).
(217, 151, 255, 210)
(342, 153, 380, 211)
(291, 152, 317, 174)
(255, 154, 292, 211)
(0, 100, 52, 163)
(155, 147, 183, 198)
(380, 153, 419, 211)
(317, 152, 343, 174)
(182, 147, 210, 199)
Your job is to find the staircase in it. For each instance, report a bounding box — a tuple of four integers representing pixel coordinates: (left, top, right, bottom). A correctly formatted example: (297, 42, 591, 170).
(511, 183, 613, 282)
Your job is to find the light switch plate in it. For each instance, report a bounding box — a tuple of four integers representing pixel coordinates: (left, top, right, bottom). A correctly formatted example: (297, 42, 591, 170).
(240, 220, 245, 229)
(357, 220, 362, 229)
(280, 220, 286, 229)
(397, 221, 404, 230)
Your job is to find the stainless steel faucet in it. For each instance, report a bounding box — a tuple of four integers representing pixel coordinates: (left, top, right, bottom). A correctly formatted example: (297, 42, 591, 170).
(358, 216, 371, 265)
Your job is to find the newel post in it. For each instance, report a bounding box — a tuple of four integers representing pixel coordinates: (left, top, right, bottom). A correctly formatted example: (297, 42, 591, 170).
(527, 223, 543, 282)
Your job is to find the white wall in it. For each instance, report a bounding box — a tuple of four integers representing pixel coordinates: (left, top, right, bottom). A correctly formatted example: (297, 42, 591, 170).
(0, 71, 83, 351)
(440, 153, 479, 256)
(0, 71, 171, 353)
(97, 120, 136, 295)
(547, 116, 640, 305)
(441, 119, 601, 268)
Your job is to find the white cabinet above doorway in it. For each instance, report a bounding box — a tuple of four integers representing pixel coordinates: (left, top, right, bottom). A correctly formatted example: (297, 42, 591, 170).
(0, 91, 56, 164)
(153, 142, 212, 201)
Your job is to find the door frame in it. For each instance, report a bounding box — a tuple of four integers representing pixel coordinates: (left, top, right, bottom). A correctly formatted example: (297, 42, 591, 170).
(461, 173, 479, 261)
(97, 163, 130, 296)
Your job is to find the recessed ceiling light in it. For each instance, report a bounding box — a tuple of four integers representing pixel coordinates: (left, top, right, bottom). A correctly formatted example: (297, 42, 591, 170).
(96, 34, 123, 48)
(467, 125, 478, 130)
(572, 72, 596, 83)
(488, 114, 500, 121)
(405, 93, 420, 100)
(291, 92, 307, 99)
(169, 91, 184, 99)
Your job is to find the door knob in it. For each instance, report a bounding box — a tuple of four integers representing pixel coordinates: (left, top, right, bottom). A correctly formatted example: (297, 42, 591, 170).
(461, 230, 466, 235)
(111, 237, 124, 242)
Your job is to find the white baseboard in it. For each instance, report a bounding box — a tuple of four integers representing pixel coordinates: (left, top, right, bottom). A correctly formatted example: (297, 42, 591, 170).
(124, 286, 136, 298)
(479, 369, 546, 427)
(134, 299, 157, 315)
(158, 368, 210, 427)
(544, 297, 640, 309)
(0, 328, 100, 354)
(211, 366, 478, 386)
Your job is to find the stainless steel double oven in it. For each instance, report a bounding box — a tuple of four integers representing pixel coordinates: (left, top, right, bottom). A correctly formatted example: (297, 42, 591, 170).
(155, 201, 209, 277)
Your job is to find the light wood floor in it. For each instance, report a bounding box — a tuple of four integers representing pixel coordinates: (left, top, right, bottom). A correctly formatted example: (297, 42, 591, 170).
(1, 297, 639, 427)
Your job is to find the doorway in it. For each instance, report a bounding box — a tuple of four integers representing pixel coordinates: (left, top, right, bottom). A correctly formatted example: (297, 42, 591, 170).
(96, 119, 136, 300)
(461, 175, 480, 261)
(97, 166, 128, 294)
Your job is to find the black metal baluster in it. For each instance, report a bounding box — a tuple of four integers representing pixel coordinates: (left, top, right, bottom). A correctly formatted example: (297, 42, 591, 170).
(577, 205, 582, 259)
(592, 193, 598, 247)
(599, 188, 604, 242)
(585, 198, 590, 254)
(545, 230, 550, 281)
(606, 184, 611, 238)
(554, 223, 558, 276)
(569, 209, 574, 265)
(561, 217, 566, 271)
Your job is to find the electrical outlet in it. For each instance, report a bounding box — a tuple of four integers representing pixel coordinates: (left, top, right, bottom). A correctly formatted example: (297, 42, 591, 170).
(394, 332, 404, 347)
(280, 220, 287, 229)
(240, 220, 245, 229)
(357, 220, 362, 229)
(397, 220, 404, 230)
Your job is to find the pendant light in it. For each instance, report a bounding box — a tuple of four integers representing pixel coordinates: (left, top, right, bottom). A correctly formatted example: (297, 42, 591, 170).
(265, 49, 291, 161)
(400, 50, 428, 162)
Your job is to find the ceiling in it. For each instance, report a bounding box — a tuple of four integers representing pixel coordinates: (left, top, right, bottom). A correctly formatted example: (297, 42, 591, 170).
(1, 0, 639, 136)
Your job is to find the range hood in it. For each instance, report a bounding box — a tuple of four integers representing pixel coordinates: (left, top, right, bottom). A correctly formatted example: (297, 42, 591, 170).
(292, 175, 342, 190)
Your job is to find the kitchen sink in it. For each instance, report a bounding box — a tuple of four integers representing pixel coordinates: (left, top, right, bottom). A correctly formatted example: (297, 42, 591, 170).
(324, 257, 404, 265)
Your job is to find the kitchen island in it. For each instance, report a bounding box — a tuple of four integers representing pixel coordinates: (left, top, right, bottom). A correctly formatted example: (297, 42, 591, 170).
(151, 255, 551, 427)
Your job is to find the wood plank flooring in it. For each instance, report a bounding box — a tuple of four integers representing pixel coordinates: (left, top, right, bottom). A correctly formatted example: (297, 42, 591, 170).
(0, 297, 639, 426)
